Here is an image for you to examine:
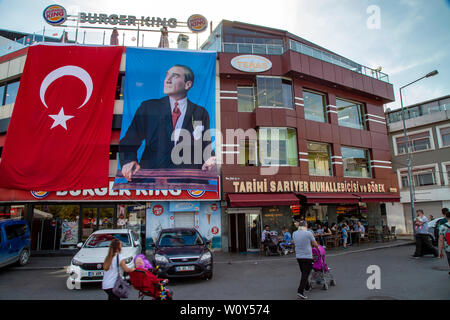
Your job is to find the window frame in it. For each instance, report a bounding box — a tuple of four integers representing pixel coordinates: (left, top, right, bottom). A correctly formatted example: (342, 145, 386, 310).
(302, 88, 328, 123)
(341, 146, 372, 178)
(307, 141, 332, 176)
(256, 76, 294, 110)
(336, 97, 366, 130)
(441, 161, 450, 186)
(397, 163, 441, 189)
(436, 124, 450, 149)
(258, 127, 298, 167)
(237, 86, 256, 112)
(392, 128, 435, 156)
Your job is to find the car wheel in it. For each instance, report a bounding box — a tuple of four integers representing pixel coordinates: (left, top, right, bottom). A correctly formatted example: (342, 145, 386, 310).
(17, 249, 30, 266)
(205, 272, 213, 280)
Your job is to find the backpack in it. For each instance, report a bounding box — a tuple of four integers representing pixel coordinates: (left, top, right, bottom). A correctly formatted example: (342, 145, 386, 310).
(435, 218, 447, 241)
(444, 223, 450, 246)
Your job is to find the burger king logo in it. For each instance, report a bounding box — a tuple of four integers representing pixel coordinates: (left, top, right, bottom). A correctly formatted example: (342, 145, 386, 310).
(188, 190, 205, 198)
(187, 14, 208, 33)
(43, 5, 67, 26)
(31, 191, 50, 199)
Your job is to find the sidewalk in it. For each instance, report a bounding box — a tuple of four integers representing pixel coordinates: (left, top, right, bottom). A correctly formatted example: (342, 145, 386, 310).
(12, 239, 415, 271)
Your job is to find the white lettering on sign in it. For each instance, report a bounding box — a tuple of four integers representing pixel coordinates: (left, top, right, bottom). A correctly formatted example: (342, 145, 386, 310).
(231, 55, 272, 73)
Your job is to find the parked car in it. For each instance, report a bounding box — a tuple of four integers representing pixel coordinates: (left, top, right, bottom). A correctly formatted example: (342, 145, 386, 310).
(67, 229, 141, 289)
(151, 228, 213, 280)
(0, 219, 31, 268)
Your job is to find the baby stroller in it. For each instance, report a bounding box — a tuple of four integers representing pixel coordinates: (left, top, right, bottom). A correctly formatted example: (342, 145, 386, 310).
(309, 245, 336, 290)
(129, 268, 173, 300)
(263, 231, 281, 256)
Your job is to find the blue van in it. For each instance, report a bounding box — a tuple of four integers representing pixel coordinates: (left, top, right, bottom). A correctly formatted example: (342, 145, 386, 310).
(0, 219, 31, 268)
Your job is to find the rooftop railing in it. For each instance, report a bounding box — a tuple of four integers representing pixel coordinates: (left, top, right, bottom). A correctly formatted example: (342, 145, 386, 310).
(219, 40, 390, 83)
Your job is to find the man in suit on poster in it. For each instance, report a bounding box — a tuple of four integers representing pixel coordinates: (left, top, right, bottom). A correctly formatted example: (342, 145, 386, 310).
(119, 64, 216, 182)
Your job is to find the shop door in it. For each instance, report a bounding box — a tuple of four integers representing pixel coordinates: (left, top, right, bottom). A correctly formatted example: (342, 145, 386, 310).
(229, 213, 261, 253)
(174, 212, 195, 228)
(246, 213, 262, 251)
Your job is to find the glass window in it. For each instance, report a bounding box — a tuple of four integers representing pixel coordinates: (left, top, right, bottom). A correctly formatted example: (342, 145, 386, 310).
(336, 98, 365, 130)
(439, 126, 450, 147)
(395, 131, 432, 154)
(342, 146, 371, 178)
(0, 84, 5, 106)
(4, 80, 20, 105)
(239, 139, 257, 166)
(303, 89, 327, 122)
(259, 128, 298, 166)
(256, 77, 293, 109)
(401, 170, 437, 188)
(84, 233, 131, 248)
(307, 142, 332, 176)
(238, 87, 255, 112)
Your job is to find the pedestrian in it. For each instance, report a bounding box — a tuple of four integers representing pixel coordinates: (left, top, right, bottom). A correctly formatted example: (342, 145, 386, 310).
(102, 238, 135, 300)
(438, 209, 450, 275)
(434, 208, 449, 241)
(293, 220, 319, 300)
(428, 215, 434, 222)
(412, 210, 438, 258)
(342, 223, 349, 249)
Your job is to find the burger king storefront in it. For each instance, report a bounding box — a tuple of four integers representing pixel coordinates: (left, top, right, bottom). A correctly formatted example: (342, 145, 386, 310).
(0, 178, 222, 253)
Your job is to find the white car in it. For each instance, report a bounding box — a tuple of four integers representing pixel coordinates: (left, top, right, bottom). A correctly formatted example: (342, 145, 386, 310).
(67, 229, 141, 289)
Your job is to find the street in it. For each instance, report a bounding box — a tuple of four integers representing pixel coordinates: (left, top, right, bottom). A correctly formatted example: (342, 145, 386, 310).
(0, 244, 448, 300)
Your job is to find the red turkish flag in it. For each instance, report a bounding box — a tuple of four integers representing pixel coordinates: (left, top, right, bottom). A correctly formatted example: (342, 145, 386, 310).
(0, 44, 122, 191)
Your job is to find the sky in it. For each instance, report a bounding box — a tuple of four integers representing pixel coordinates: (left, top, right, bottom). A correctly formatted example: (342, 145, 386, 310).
(0, 0, 449, 111)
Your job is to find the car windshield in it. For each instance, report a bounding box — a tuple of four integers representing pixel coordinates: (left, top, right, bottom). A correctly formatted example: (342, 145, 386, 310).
(84, 233, 131, 248)
(158, 230, 204, 247)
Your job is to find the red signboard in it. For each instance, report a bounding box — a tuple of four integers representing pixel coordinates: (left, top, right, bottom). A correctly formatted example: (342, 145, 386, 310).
(0, 178, 220, 202)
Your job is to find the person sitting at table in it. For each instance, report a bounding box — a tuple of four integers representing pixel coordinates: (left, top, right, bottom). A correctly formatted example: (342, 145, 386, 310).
(331, 223, 339, 234)
(354, 221, 365, 242)
(315, 224, 325, 247)
(321, 224, 333, 248)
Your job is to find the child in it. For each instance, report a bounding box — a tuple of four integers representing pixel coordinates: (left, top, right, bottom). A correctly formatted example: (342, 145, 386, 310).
(129, 254, 170, 300)
(342, 223, 348, 250)
(279, 227, 293, 255)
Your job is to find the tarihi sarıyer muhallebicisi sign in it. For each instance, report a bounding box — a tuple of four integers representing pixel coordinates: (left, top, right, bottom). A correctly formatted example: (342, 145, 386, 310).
(231, 179, 388, 193)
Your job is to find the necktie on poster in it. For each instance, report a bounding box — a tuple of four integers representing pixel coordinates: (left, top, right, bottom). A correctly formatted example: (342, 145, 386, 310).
(0, 44, 123, 191)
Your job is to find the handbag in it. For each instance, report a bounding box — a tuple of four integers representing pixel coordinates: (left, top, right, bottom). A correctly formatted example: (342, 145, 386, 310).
(112, 254, 130, 299)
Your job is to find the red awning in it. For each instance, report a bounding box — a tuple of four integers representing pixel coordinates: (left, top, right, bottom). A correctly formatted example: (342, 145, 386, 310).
(353, 193, 400, 203)
(297, 193, 360, 204)
(228, 193, 299, 207)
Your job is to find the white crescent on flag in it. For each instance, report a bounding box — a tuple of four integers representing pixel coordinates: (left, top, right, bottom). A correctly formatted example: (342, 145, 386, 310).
(39, 65, 93, 109)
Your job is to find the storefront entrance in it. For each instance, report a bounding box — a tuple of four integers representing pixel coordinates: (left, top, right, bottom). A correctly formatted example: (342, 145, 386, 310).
(81, 205, 115, 241)
(228, 209, 262, 253)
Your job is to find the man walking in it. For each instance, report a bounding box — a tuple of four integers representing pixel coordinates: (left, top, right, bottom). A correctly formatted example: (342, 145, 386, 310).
(293, 220, 319, 299)
(438, 209, 450, 275)
(412, 209, 438, 258)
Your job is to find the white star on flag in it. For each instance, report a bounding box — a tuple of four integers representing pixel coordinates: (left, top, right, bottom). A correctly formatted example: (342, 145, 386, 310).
(49, 107, 74, 130)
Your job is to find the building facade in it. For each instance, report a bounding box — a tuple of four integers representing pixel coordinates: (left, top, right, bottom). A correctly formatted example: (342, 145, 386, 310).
(386, 95, 450, 234)
(201, 21, 400, 252)
(0, 46, 222, 252)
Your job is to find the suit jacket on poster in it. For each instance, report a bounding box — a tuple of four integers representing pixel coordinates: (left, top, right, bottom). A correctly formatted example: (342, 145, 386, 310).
(119, 96, 213, 170)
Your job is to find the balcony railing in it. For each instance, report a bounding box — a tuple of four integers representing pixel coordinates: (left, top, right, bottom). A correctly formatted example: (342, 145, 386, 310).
(387, 103, 450, 124)
(288, 40, 389, 83)
(220, 40, 390, 83)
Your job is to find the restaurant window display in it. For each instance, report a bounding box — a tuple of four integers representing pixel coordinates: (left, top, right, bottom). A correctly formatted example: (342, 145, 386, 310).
(0, 205, 24, 220)
(33, 205, 80, 250)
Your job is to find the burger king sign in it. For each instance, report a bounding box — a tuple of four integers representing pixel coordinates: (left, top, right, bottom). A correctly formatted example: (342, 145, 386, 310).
(43, 4, 67, 26)
(187, 14, 208, 33)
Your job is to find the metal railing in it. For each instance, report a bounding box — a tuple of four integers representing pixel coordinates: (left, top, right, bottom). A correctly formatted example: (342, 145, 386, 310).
(220, 40, 390, 83)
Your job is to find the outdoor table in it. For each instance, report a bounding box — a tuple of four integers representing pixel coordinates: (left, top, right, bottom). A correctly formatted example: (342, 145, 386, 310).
(348, 231, 361, 245)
